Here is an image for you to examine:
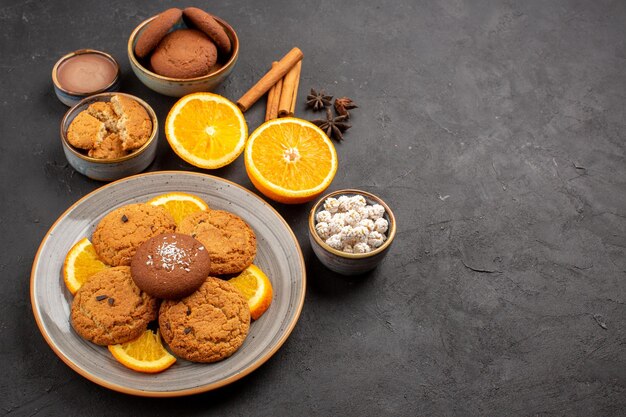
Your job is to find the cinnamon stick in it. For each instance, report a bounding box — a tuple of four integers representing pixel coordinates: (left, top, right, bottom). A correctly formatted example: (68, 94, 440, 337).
(265, 63, 277, 121)
(278, 60, 301, 117)
(270, 76, 283, 119)
(237, 47, 303, 112)
(289, 60, 302, 116)
(278, 61, 301, 117)
(265, 63, 283, 121)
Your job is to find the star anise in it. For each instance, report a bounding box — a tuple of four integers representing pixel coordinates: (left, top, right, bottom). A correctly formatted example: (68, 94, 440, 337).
(311, 107, 351, 141)
(334, 97, 358, 118)
(306, 88, 333, 111)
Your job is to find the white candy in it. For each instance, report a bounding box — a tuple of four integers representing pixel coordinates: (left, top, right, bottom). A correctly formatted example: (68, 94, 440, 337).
(337, 195, 351, 212)
(332, 212, 346, 224)
(367, 204, 385, 220)
(367, 231, 386, 248)
(315, 222, 331, 240)
(324, 197, 340, 214)
(316, 210, 332, 224)
(356, 205, 369, 220)
(351, 225, 369, 243)
(374, 218, 388, 234)
(325, 235, 343, 249)
(316, 194, 390, 254)
(328, 213, 345, 235)
(339, 225, 354, 244)
(344, 209, 361, 226)
(353, 242, 371, 253)
(349, 195, 367, 208)
(359, 218, 375, 231)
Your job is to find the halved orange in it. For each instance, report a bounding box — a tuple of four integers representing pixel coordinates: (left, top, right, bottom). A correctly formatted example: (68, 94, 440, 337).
(165, 92, 248, 169)
(229, 264, 273, 320)
(108, 329, 176, 374)
(244, 117, 338, 204)
(63, 237, 109, 295)
(148, 192, 209, 225)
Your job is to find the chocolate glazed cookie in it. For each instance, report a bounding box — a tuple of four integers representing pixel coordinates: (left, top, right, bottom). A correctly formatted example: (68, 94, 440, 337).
(159, 277, 250, 363)
(131, 233, 211, 299)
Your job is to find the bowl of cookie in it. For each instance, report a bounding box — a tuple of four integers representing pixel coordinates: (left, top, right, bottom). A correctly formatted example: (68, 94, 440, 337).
(308, 189, 396, 275)
(127, 7, 239, 97)
(60, 92, 158, 181)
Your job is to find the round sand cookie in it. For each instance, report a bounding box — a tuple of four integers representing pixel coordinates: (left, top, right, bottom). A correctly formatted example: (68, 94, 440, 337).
(131, 233, 211, 299)
(71, 266, 158, 346)
(67, 111, 106, 150)
(88, 133, 127, 159)
(110, 94, 152, 151)
(177, 210, 256, 275)
(92, 203, 176, 266)
(159, 277, 250, 362)
(134, 8, 182, 58)
(86, 101, 118, 131)
(150, 29, 217, 79)
(183, 7, 232, 55)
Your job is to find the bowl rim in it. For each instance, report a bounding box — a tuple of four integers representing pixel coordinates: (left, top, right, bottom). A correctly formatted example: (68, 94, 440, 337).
(52, 49, 121, 96)
(60, 92, 158, 164)
(127, 14, 239, 83)
(308, 189, 396, 259)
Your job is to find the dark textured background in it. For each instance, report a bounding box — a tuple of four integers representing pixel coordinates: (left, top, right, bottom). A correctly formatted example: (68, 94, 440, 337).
(1, 0, 625, 415)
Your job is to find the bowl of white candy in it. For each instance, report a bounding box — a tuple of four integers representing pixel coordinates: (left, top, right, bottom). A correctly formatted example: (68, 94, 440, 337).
(308, 189, 396, 275)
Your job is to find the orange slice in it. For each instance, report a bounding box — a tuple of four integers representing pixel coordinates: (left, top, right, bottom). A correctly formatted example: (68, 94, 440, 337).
(165, 92, 248, 169)
(229, 264, 273, 320)
(244, 117, 338, 204)
(63, 237, 109, 295)
(108, 329, 176, 374)
(148, 192, 209, 225)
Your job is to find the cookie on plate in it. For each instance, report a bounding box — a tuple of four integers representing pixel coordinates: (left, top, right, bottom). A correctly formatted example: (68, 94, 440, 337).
(70, 266, 158, 346)
(159, 277, 250, 363)
(92, 203, 176, 266)
(177, 210, 256, 275)
(131, 233, 211, 299)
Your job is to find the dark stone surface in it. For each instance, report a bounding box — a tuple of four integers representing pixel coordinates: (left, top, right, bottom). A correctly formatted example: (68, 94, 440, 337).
(1, 0, 624, 415)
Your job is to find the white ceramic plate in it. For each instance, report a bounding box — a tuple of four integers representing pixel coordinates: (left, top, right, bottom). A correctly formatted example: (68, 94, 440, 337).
(30, 172, 305, 397)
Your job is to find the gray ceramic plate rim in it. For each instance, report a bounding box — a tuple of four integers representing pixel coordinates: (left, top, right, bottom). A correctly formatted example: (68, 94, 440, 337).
(30, 171, 306, 397)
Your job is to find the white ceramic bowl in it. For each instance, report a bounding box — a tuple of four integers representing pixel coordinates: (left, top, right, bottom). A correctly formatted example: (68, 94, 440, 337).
(308, 189, 397, 275)
(60, 92, 158, 181)
(127, 15, 239, 97)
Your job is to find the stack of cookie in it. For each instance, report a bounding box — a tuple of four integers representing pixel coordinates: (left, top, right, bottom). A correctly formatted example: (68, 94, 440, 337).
(70, 198, 260, 364)
(134, 7, 232, 79)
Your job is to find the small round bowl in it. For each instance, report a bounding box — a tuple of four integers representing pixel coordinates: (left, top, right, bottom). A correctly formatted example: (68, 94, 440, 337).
(60, 92, 158, 182)
(308, 189, 397, 275)
(52, 49, 121, 107)
(127, 14, 239, 97)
